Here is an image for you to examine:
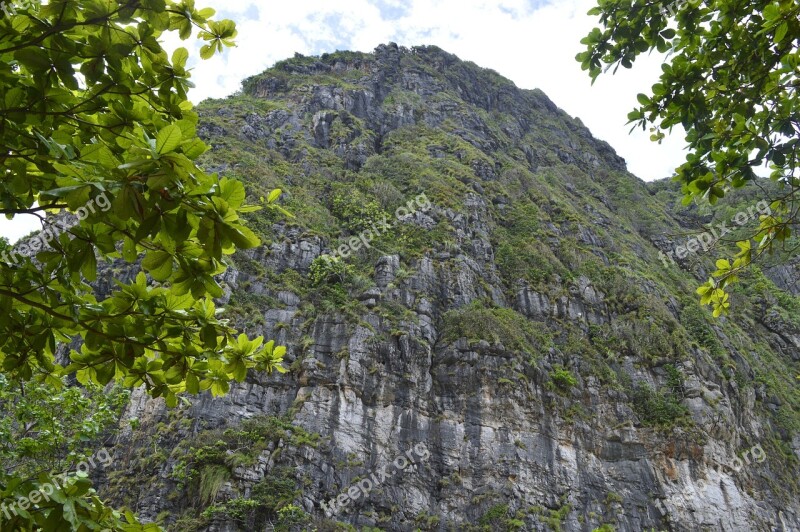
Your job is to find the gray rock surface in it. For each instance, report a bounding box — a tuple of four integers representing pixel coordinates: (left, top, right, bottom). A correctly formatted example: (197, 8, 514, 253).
(102, 45, 800, 532)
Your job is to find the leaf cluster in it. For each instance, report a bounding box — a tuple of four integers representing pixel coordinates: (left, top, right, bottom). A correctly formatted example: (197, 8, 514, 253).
(0, 1, 290, 529)
(579, 0, 800, 315)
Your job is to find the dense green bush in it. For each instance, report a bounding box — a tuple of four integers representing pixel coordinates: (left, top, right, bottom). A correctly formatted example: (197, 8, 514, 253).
(680, 303, 724, 358)
(441, 301, 548, 356)
(309, 255, 353, 285)
(630, 383, 688, 427)
(330, 190, 388, 234)
(549, 365, 578, 391)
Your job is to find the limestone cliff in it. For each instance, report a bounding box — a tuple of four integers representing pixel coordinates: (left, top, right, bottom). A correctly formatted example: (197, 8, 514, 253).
(99, 44, 800, 532)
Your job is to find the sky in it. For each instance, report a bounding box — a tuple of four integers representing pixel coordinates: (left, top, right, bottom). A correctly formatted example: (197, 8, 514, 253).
(2, 0, 689, 242)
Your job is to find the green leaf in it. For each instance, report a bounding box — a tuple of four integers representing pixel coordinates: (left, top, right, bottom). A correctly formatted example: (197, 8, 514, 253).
(183, 138, 208, 158)
(222, 223, 260, 249)
(775, 21, 788, 43)
(80, 143, 119, 167)
(660, 28, 676, 39)
(4, 87, 25, 109)
(210, 380, 229, 396)
(172, 47, 189, 68)
(266, 188, 282, 203)
(220, 177, 246, 209)
(81, 250, 98, 281)
(763, 4, 780, 21)
(155, 124, 183, 154)
(230, 361, 247, 381)
(141, 250, 174, 281)
(199, 44, 215, 59)
(186, 372, 200, 394)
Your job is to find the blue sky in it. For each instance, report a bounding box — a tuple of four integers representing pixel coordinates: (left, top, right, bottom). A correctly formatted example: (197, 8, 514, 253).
(2, 0, 688, 242)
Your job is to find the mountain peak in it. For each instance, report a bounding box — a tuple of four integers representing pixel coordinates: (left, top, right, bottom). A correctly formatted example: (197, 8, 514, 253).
(234, 44, 626, 177)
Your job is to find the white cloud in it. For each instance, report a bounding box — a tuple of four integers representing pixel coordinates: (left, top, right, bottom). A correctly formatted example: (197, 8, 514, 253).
(1, 0, 688, 242)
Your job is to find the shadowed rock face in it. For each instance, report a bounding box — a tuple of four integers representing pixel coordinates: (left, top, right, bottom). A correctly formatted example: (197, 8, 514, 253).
(100, 44, 800, 531)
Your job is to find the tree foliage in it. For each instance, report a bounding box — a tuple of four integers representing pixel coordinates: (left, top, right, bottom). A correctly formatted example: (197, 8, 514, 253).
(0, 377, 138, 530)
(0, 376, 129, 478)
(579, 0, 800, 315)
(308, 254, 352, 286)
(0, 0, 289, 529)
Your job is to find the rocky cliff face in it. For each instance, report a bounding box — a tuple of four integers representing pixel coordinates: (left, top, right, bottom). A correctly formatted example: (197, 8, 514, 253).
(100, 44, 800, 531)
